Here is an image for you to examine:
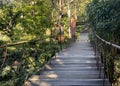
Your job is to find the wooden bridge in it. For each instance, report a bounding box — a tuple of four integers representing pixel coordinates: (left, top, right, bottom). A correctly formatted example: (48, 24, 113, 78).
(26, 33, 110, 86)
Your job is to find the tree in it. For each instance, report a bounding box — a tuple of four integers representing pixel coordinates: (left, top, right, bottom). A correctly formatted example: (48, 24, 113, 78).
(0, 0, 53, 41)
(87, 0, 120, 85)
(87, 0, 120, 43)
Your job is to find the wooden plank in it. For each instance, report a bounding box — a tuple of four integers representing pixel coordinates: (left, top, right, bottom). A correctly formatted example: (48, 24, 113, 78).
(28, 33, 110, 86)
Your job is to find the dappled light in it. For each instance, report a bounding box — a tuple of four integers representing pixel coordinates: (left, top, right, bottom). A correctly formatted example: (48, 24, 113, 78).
(45, 64, 52, 70)
(46, 74, 58, 79)
(0, 0, 119, 86)
(55, 59, 64, 65)
(28, 33, 110, 86)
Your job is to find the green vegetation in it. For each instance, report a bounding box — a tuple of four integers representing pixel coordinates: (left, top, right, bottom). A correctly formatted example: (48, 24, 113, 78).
(87, 0, 120, 43)
(0, 0, 78, 85)
(0, 39, 61, 86)
(87, 0, 120, 85)
(0, 0, 53, 41)
(0, 0, 93, 85)
(0, 0, 65, 85)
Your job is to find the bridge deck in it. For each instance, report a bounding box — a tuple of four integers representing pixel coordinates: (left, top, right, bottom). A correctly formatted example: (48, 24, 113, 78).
(26, 33, 109, 86)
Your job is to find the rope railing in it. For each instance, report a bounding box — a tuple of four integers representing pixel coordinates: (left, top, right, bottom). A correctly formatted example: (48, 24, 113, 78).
(95, 33, 120, 49)
(91, 32, 120, 86)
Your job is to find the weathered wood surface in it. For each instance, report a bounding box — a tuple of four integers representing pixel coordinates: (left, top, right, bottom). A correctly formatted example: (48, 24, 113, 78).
(26, 33, 110, 86)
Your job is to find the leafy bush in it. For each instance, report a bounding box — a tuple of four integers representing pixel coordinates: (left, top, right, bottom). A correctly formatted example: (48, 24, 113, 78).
(87, 0, 120, 43)
(87, 0, 120, 85)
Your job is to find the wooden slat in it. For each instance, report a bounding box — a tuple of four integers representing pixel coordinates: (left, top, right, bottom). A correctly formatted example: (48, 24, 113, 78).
(27, 33, 110, 86)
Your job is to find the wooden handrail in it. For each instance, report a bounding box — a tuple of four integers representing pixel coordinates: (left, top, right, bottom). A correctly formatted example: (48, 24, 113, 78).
(95, 33, 120, 49)
(0, 41, 28, 48)
(0, 35, 58, 48)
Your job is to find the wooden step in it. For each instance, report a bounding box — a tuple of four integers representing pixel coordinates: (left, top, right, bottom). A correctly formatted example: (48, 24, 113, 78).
(33, 72, 104, 79)
(45, 66, 103, 71)
(29, 79, 109, 86)
(55, 57, 96, 61)
(27, 33, 110, 86)
(50, 63, 98, 68)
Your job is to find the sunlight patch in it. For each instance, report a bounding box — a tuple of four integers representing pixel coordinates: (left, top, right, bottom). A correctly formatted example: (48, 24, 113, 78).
(46, 74, 58, 79)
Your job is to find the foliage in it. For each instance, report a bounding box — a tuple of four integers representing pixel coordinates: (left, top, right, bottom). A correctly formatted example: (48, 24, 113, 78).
(0, 0, 56, 85)
(0, 0, 80, 85)
(0, 38, 61, 86)
(87, 0, 120, 85)
(0, 0, 53, 41)
(87, 0, 120, 43)
(77, 0, 92, 22)
(21, 0, 53, 37)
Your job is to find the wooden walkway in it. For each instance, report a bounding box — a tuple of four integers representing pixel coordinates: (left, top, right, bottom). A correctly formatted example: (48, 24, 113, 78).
(26, 33, 110, 86)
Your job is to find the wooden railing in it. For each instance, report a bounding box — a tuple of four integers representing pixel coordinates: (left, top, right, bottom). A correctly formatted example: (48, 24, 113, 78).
(90, 32, 120, 86)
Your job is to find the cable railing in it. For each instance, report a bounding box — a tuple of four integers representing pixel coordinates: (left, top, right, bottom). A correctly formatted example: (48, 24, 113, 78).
(0, 35, 71, 86)
(90, 31, 120, 86)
